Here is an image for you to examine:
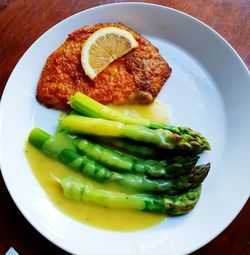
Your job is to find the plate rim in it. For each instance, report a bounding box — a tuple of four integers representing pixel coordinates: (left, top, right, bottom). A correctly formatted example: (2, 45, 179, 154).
(0, 2, 249, 255)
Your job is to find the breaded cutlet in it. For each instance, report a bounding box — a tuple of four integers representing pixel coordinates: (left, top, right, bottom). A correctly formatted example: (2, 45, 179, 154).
(37, 23, 172, 111)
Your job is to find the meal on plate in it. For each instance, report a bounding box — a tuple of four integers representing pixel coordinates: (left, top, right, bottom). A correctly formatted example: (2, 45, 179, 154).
(26, 23, 211, 231)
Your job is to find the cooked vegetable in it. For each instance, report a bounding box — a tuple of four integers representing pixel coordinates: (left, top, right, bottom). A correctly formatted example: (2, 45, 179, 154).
(60, 115, 210, 153)
(69, 92, 210, 148)
(60, 176, 202, 215)
(69, 92, 154, 127)
(76, 136, 199, 178)
(109, 138, 158, 158)
(28, 128, 210, 194)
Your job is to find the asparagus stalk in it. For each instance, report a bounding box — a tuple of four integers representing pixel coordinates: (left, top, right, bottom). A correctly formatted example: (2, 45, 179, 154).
(69, 92, 152, 127)
(76, 136, 199, 178)
(69, 92, 210, 149)
(110, 138, 157, 158)
(28, 128, 210, 194)
(60, 115, 210, 153)
(60, 176, 202, 215)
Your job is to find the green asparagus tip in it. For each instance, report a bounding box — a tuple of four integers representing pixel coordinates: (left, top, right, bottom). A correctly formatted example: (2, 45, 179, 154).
(163, 125, 211, 152)
(168, 186, 202, 215)
(188, 163, 210, 186)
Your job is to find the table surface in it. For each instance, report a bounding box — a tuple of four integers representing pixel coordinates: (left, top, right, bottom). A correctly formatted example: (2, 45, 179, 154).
(0, 0, 249, 254)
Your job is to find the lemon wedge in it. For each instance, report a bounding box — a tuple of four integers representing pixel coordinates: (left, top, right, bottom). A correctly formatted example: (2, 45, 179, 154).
(81, 27, 138, 79)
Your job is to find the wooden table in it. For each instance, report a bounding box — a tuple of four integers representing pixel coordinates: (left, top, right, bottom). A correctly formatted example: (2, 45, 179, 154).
(0, 1, 249, 254)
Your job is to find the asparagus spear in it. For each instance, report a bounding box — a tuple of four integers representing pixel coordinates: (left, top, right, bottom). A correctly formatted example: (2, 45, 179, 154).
(76, 136, 199, 178)
(69, 92, 153, 127)
(60, 176, 202, 215)
(60, 115, 210, 153)
(109, 138, 157, 158)
(69, 92, 210, 148)
(28, 128, 210, 194)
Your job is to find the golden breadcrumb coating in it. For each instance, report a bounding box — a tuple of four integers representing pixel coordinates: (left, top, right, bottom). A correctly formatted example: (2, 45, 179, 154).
(37, 23, 171, 111)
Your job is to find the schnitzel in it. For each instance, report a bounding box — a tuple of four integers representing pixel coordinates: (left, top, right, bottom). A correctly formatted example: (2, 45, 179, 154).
(37, 23, 171, 110)
(37, 23, 172, 111)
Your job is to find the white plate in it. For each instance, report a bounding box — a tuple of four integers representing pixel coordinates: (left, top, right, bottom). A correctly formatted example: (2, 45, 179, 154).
(0, 3, 249, 255)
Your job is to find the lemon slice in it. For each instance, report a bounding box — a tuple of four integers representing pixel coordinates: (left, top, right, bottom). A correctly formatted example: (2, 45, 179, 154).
(81, 27, 138, 79)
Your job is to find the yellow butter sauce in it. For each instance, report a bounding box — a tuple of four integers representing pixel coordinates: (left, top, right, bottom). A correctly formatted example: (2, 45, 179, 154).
(26, 101, 169, 231)
(110, 100, 169, 124)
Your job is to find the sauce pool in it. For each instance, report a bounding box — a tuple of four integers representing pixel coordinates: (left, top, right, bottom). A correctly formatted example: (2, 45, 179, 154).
(26, 101, 169, 231)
